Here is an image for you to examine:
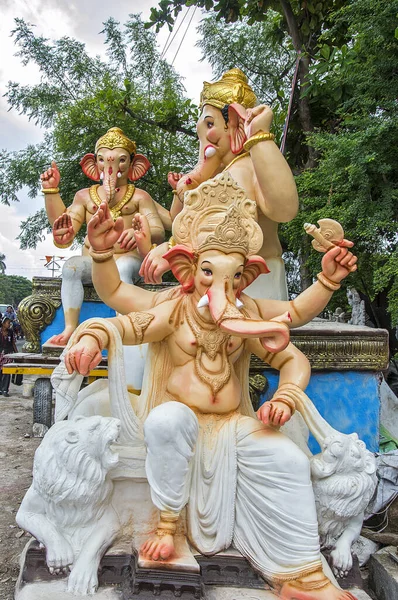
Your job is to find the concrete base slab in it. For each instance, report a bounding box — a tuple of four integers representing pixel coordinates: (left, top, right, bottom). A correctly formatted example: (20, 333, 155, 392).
(204, 585, 372, 600)
(369, 545, 398, 600)
(16, 580, 122, 600)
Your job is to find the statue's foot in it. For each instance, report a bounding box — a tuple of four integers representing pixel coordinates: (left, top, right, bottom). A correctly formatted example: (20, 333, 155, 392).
(140, 533, 175, 561)
(48, 327, 75, 347)
(279, 576, 357, 600)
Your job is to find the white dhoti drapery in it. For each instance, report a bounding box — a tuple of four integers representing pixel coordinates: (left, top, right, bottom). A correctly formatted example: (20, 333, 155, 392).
(144, 401, 322, 584)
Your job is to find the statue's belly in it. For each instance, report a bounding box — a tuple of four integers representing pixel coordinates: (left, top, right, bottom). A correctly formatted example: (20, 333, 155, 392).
(167, 362, 241, 414)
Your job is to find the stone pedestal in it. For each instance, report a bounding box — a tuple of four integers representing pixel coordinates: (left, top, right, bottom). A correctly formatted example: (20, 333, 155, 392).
(368, 545, 398, 600)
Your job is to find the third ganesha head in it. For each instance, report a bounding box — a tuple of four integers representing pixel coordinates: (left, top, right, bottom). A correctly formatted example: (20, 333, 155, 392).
(80, 127, 151, 185)
(164, 173, 289, 353)
(176, 70, 257, 197)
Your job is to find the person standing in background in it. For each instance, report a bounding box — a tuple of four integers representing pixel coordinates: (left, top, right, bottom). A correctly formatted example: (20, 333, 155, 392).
(0, 318, 17, 397)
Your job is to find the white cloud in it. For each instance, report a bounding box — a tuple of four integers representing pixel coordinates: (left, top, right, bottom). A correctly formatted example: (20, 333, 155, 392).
(0, 202, 75, 279)
(0, 0, 214, 266)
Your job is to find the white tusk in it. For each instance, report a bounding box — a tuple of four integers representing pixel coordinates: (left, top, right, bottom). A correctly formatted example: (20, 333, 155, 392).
(100, 172, 104, 180)
(204, 146, 217, 159)
(197, 294, 209, 308)
(236, 298, 244, 309)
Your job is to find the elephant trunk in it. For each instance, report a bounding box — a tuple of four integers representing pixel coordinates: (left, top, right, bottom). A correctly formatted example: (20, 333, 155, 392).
(176, 144, 221, 199)
(103, 166, 116, 204)
(207, 281, 290, 354)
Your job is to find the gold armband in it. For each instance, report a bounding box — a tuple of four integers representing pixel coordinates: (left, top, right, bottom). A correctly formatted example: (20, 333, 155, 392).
(53, 239, 72, 249)
(89, 247, 115, 263)
(168, 236, 177, 249)
(42, 187, 60, 194)
(317, 272, 341, 291)
(150, 243, 158, 250)
(243, 131, 275, 152)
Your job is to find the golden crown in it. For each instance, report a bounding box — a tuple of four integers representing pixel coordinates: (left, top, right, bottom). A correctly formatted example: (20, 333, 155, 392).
(173, 173, 263, 256)
(95, 127, 136, 155)
(200, 68, 257, 110)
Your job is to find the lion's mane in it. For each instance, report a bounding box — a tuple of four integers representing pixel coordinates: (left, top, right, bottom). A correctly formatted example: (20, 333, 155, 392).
(33, 416, 118, 529)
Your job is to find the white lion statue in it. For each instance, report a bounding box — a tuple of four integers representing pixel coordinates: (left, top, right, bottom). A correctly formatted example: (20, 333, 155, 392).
(311, 432, 377, 577)
(16, 415, 121, 595)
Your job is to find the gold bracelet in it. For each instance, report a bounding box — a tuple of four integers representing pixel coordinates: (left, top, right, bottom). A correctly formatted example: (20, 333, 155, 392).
(243, 131, 275, 152)
(150, 243, 157, 251)
(42, 187, 60, 194)
(172, 190, 178, 195)
(74, 329, 104, 351)
(317, 272, 341, 291)
(53, 239, 72, 249)
(168, 236, 177, 249)
(270, 397, 296, 415)
(89, 247, 115, 263)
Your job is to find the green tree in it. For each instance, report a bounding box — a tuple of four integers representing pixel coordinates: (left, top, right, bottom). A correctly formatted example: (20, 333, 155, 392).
(1, 15, 198, 248)
(0, 275, 32, 306)
(151, 1, 398, 346)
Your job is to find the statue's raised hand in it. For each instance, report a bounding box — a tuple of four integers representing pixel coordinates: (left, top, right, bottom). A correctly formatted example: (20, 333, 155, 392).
(65, 335, 102, 376)
(88, 201, 123, 252)
(139, 242, 170, 284)
(244, 104, 273, 137)
(40, 161, 60, 189)
(53, 213, 74, 247)
(167, 172, 183, 191)
(321, 241, 358, 283)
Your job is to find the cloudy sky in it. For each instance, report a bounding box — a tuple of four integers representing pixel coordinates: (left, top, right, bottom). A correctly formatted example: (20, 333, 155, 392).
(0, 0, 212, 279)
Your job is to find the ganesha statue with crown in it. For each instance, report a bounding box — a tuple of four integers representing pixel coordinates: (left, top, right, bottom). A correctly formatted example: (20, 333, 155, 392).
(40, 127, 165, 346)
(16, 170, 378, 600)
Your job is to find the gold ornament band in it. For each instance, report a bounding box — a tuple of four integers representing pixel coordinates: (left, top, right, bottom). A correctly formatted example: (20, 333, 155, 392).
(243, 131, 275, 152)
(156, 511, 179, 537)
(270, 397, 296, 415)
(270, 383, 300, 415)
(53, 239, 72, 249)
(168, 236, 177, 250)
(42, 187, 60, 194)
(150, 243, 158, 251)
(89, 247, 115, 263)
(317, 272, 341, 291)
(74, 329, 106, 352)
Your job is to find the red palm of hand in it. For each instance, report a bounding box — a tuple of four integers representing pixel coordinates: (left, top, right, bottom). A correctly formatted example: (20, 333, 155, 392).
(53, 213, 74, 246)
(87, 202, 123, 251)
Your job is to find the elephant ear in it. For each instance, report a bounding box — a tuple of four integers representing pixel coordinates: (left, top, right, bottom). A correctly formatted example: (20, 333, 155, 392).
(163, 245, 196, 293)
(238, 256, 269, 295)
(80, 153, 100, 181)
(128, 154, 151, 181)
(228, 103, 247, 155)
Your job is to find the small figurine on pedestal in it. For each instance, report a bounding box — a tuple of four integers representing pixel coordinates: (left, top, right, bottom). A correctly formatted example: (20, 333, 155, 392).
(41, 127, 165, 346)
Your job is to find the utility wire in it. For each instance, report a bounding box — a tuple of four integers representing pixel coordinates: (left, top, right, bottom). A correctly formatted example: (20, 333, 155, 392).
(161, 7, 191, 59)
(171, 7, 197, 66)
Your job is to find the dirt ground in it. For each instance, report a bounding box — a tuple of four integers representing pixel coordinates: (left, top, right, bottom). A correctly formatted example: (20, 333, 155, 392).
(0, 384, 41, 600)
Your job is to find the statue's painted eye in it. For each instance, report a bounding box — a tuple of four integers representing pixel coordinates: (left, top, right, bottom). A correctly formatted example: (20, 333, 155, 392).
(202, 268, 212, 277)
(234, 272, 242, 279)
(206, 121, 214, 129)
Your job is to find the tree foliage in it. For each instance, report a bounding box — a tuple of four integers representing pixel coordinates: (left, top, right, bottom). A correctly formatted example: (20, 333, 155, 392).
(1, 15, 198, 247)
(150, 0, 398, 341)
(0, 275, 32, 306)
